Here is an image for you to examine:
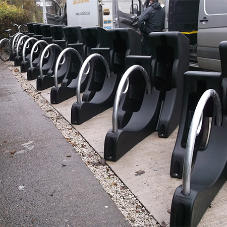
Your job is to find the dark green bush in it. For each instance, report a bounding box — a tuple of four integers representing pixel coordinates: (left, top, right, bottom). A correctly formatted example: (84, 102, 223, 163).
(0, 0, 43, 39)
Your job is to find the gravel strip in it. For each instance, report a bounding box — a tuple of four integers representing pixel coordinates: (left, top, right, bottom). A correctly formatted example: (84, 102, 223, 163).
(5, 61, 160, 227)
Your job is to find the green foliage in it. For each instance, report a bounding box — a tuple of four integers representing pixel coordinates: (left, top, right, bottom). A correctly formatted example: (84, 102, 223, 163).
(0, 0, 43, 39)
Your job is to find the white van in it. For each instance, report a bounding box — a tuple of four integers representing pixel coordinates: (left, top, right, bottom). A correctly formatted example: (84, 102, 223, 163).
(197, 0, 227, 71)
(42, 0, 227, 72)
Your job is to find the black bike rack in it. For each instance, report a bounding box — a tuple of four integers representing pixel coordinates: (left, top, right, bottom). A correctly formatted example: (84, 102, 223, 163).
(71, 28, 142, 125)
(14, 34, 29, 66)
(150, 32, 189, 138)
(15, 24, 45, 67)
(80, 26, 110, 60)
(50, 25, 66, 49)
(36, 26, 82, 90)
(26, 22, 37, 37)
(50, 26, 110, 104)
(169, 41, 227, 227)
(20, 23, 41, 72)
(36, 43, 64, 90)
(10, 32, 24, 61)
(63, 26, 83, 54)
(170, 89, 226, 227)
(40, 24, 53, 44)
(32, 23, 43, 40)
(21, 23, 53, 73)
(27, 40, 49, 80)
(104, 63, 162, 162)
(26, 25, 66, 82)
(50, 47, 85, 104)
(170, 41, 227, 179)
(104, 32, 189, 161)
(20, 37, 38, 73)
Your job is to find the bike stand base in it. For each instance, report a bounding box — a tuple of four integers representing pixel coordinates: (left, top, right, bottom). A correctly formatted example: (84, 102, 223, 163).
(170, 71, 222, 179)
(36, 75, 64, 91)
(14, 56, 22, 67)
(104, 91, 161, 161)
(20, 61, 30, 73)
(71, 101, 113, 125)
(170, 117, 227, 226)
(27, 67, 40, 80)
(71, 73, 119, 125)
(50, 87, 77, 104)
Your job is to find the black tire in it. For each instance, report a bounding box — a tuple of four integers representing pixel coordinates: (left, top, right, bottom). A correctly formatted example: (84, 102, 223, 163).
(0, 38, 10, 61)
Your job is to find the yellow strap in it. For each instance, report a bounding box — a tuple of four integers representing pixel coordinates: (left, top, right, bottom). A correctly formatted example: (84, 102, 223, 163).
(181, 31, 198, 35)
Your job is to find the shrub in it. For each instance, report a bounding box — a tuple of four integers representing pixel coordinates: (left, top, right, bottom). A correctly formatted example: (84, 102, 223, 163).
(0, 0, 42, 39)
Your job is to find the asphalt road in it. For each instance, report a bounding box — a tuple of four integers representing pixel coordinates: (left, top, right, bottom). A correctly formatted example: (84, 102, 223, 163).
(0, 60, 130, 227)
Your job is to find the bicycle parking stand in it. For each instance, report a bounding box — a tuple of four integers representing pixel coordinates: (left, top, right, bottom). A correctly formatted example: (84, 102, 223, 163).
(20, 23, 52, 73)
(50, 25, 67, 49)
(104, 31, 189, 161)
(26, 22, 37, 37)
(71, 28, 142, 125)
(170, 88, 227, 227)
(104, 64, 163, 161)
(170, 41, 227, 179)
(116, 55, 152, 129)
(32, 23, 43, 40)
(169, 71, 222, 179)
(71, 53, 114, 124)
(14, 35, 29, 66)
(63, 26, 83, 52)
(27, 40, 49, 80)
(36, 44, 63, 90)
(10, 32, 23, 61)
(64, 26, 110, 61)
(150, 32, 189, 138)
(50, 47, 84, 104)
(50, 26, 111, 104)
(37, 26, 82, 91)
(80, 26, 110, 60)
(21, 37, 38, 73)
(40, 24, 53, 44)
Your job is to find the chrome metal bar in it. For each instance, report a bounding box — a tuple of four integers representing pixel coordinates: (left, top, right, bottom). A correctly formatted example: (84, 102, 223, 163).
(182, 89, 222, 196)
(30, 40, 48, 68)
(12, 32, 22, 55)
(112, 65, 151, 133)
(76, 53, 110, 104)
(22, 37, 38, 62)
(54, 48, 83, 88)
(39, 44, 62, 79)
(16, 35, 29, 57)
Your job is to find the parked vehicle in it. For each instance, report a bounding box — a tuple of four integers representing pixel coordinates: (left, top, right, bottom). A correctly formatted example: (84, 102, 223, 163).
(197, 0, 227, 72)
(42, 0, 227, 72)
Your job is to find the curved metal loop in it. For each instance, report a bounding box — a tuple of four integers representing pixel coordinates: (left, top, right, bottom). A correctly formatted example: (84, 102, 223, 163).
(182, 89, 222, 196)
(22, 37, 38, 62)
(16, 35, 29, 57)
(39, 44, 62, 79)
(54, 48, 83, 88)
(59, 55, 66, 65)
(112, 65, 151, 133)
(30, 40, 48, 68)
(122, 77, 129, 94)
(76, 53, 111, 104)
(12, 32, 22, 54)
(44, 50, 50, 59)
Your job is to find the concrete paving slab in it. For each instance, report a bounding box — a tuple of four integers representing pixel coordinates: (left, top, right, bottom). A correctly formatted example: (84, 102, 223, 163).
(7, 62, 227, 226)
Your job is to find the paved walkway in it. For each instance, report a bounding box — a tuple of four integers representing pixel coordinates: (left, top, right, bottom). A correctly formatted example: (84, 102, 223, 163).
(0, 60, 130, 226)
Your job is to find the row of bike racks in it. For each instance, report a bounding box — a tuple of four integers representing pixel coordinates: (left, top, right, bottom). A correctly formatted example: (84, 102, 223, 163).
(10, 22, 227, 226)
